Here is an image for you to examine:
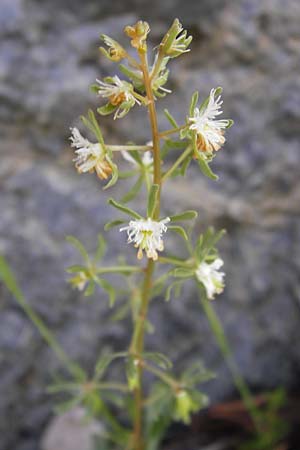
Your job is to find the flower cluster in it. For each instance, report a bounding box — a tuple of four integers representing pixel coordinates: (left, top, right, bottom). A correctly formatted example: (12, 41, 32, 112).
(96, 76, 141, 119)
(195, 258, 225, 300)
(124, 20, 150, 52)
(70, 128, 112, 180)
(188, 88, 232, 159)
(120, 217, 170, 261)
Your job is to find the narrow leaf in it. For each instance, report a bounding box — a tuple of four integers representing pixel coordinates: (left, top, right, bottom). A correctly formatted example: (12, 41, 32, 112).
(104, 219, 126, 231)
(66, 236, 90, 263)
(108, 198, 142, 219)
(168, 224, 188, 241)
(169, 210, 198, 222)
(164, 109, 179, 128)
(189, 91, 199, 116)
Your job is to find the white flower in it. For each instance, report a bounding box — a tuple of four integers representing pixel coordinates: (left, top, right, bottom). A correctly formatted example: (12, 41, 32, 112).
(120, 217, 170, 260)
(122, 149, 153, 167)
(189, 88, 230, 155)
(70, 128, 112, 180)
(69, 271, 89, 291)
(96, 76, 140, 119)
(195, 258, 225, 299)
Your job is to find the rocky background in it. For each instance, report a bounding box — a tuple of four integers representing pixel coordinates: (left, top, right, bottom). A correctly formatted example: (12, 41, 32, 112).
(1, 0, 300, 449)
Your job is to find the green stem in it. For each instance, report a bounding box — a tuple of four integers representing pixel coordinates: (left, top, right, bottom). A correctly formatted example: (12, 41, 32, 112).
(107, 145, 152, 152)
(158, 124, 187, 138)
(129, 49, 163, 450)
(162, 145, 192, 182)
(198, 288, 262, 433)
(96, 266, 142, 274)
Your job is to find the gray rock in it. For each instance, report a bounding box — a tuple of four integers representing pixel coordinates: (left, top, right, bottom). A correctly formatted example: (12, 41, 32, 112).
(1, 0, 300, 449)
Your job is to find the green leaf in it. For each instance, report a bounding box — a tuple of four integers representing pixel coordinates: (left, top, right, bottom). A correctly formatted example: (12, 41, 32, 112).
(95, 352, 127, 380)
(142, 352, 173, 370)
(147, 184, 160, 218)
(66, 236, 90, 263)
(164, 109, 179, 128)
(197, 155, 219, 180)
(95, 234, 106, 261)
(189, 91, 199, 116)
(195, 227, 225, 262)
(121, 175, 144, 203)
(170, 267, 194, 279)
(108, 198, 142, 219)
(169, 210, 198, 222)
(180, 154, 192, 176)
(168, 224, 188, 241)
(65, 264, 87, 273)
(165, 280, 183, 302)
(104, 219, 126, 231)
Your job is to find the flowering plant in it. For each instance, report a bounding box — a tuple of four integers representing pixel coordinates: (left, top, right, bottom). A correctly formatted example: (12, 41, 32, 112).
(1, 17, 279, 450)
(66, 18, 236, 449)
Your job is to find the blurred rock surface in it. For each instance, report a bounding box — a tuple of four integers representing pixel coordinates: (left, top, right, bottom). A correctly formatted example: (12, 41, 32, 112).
(1, 0, 300, 449)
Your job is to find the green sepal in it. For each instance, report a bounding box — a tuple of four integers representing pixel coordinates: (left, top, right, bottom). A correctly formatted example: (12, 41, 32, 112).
(147, 184, 160, 218)
(197, 155, 219, 180)
(163, 109, 179, 128)
(66, 236, 90, 263)
(121, 175, 144, 203)
(161, 18, 182, 54)
(108, 198, 142, 219)
(169, 210, 198, 222)
(168, 224, 188, 241)
(103, 156, 118, 190)
(142, 352, 173, 370)
(97, 103, 117, 116)
(104, 219, 127, 231)
(226, 119, 234, 128)
(189, 91, 199, 116)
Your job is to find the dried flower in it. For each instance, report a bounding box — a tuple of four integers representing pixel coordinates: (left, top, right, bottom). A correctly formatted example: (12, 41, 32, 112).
(100, 34, 127, 62)
(70, 128, 113, 180)
(124, 21, 150, 52)
(120, 217, 170, 260)
(97, 76, 140, 119)
(189, 88, 231, 157)
(195, 258, 225, 299)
